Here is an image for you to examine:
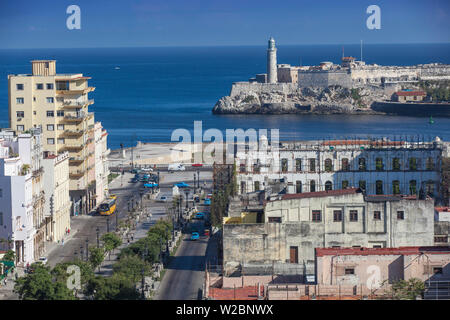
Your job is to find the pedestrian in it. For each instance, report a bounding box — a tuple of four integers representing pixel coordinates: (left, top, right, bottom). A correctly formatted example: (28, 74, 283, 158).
(131, 234, 134, 241)
(62, 239, 64, 246)
(68, 228, 70, 234)
(15, 273, 18, 281)
(127, 237, 130, 244)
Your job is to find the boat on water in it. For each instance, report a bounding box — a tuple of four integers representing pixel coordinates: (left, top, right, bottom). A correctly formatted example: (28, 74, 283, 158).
(114, 66, 120, 70)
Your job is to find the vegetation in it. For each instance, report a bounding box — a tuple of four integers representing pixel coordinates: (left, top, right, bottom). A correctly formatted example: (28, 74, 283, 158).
(388, 278, 425, 300)
(211, 164, 237, 227)
(108, 173, 119, 183)
(242, 95, 256, 103)
(101, 232, 122, 259)
(350, 88, 365, 108)
(88, 247, 105, 271)
(1, 250, 15, 262)
(419, 80, 450, 102)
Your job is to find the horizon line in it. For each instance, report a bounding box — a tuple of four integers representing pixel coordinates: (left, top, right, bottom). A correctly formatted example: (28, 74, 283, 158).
(1, 41, 450, 50)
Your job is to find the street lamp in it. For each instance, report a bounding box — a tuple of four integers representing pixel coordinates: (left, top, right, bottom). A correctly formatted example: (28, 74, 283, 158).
(85, 238, 89, 261)
(185, 189, 190, 210)
(127, 200, 131, 212)
(96, 227, 100, 248)
(193, 173, 197, 194)
(80, 246, 84, 261)
(115, 210, 119, 231)
(139, 189, 145, 209)
(197, 169, 200, 189)
(106, 216, 110, 233)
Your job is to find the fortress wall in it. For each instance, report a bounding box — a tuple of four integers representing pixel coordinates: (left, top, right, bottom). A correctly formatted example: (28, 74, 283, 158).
(298, 71, 352, 88)
(230, 82, 297, 97)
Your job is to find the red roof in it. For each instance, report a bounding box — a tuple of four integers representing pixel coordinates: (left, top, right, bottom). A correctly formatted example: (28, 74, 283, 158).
(342, 56, 355, 61)
(436, 207, 450, 212)
(281, 188, 361, 200)
(395, 91, 426, 97)
(316, 246, 450, 257)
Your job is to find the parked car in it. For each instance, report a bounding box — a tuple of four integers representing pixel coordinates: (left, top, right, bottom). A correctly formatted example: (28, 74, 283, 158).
(168, 163, 185, 172)
(195, 212, 205, 219)
(159, 196, 168, 202)
(192, 163, 203, 167)
(204, 198, 211, 205)
(190, 232, 200, 241)
(131, 177, 139, 183)
(141, 167, 153, 172)
(38, 257, 48, 265)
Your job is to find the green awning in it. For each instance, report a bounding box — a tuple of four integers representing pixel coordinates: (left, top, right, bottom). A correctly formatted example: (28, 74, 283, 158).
(0, 260, 15, 267)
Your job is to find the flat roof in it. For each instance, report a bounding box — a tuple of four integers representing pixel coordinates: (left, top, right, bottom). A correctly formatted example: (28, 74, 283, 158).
(316, 246, 450, 257)
(281, 188, 361, 201)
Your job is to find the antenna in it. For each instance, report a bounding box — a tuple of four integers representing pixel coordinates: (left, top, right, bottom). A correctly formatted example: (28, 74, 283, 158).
(360, 40, 363, 62)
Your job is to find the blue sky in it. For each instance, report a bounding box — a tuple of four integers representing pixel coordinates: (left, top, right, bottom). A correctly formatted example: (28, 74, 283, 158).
(0, 0, 449, 48)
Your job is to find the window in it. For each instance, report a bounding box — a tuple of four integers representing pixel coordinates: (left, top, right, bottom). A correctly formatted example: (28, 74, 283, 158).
(16, 111, 24, 117)
(16, 125, 24, 132)
(333, 210, 342, 222)
(345, 268, 355, 275)
(349, 210, 358, 221)
(46, 83, 54, 90)
(295, 181, 302, 194)
(392, 180, 400, 195)
(309, 159, 316, 172)
(58, 138, 65, 144)
(433, 267, 443, 275)
(46, 97, 54, 103)
(254, 181, 260, 191)
(341, 158, 350, 171)
(375, 158, 384, 171)
(16, 84, 24, 90)
(57, 124, 65, 130)
(16, 97, 24, 104)
(342, 180, 349, 189)
(397, 211, 404, 220)
(240, 181, 246, 194)
(46, 111, 54, 117)
(358, 158, 366, 171)
(325, 181, 332, 191)
(47, 124, 54, 131)
(268, 217, 281, 223)
(376, 180, 383, 195)
(239, 163, 246, 173)
(359, 180, 366, 191)
(36, 83, 43, 90)
(409, 180, 417, 195)
(426, 180, 435, 196)
(392, 158, 401, 171)
(372, 245, 382, 248)
(312, 210, 321, 222)
(47, 138, 55, 145)
(324, 159, 333, 172)
(281, 158, 288, 173)
(409, 158, 417, 171)
(373, 211, 381, 220)
(57, 110, 64, 117)
(310, 180, 316, 193)
(295, 158, 302, 172)
(434, 235, 448, 243)
(426, 157, 434, 171)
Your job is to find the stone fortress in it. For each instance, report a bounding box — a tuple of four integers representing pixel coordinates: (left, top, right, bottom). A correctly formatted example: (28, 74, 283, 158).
(212, 38, 450, 114)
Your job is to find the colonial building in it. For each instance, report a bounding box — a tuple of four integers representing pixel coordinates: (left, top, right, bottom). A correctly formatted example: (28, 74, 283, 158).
(393, 90, 427, 102)
(235, 138, 443, 200)
(222, 188, 435, 275)
(94, 122, 110, 205)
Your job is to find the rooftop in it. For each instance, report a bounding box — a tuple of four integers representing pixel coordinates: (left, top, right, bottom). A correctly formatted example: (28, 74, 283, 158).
(281, 188, 361, 201)
(395, 90, 426, 96)
(316, 246, 450, 257)
(436, 207, 450, 212)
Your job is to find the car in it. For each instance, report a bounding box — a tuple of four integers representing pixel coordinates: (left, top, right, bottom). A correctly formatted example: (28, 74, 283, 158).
(190, 232, 200, 241)
(206, 194, 213, 199)
(204, 198, 211, 205)
(109, 194, 117, 200)
(174, 182, 190, 188)
(168, 164, 185, 172)
(131, 177, 139, 183)
(195, 212, 205, 219)
(159, 196, 168, 202)
(141, 167, 153, 172)
(38, 257, 48, 265)
(194, 196, 200, 203)
(144, 182, 158, 188)
(130, 168, 141, 174)
(192, 163, 203, 167)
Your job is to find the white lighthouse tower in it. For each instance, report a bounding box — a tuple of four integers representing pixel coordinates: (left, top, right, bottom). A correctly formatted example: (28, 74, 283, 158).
(267, 37, 277, 83)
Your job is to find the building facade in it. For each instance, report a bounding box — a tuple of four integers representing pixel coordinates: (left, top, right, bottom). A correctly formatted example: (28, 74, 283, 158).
(8, 60, 99, 215)
(236, 138, 443, 200)
(94, 122, 110, 205)
(42, 152, 71, 242)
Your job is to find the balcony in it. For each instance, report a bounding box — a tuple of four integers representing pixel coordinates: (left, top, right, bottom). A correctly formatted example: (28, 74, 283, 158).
(64, 112, 87, 122)
(69, 156, 85, 164)
(69, 168, 86, 178)
(61, 99, 94, 108)
(56, 86, 95, 95)
(61, 129, 85, 137)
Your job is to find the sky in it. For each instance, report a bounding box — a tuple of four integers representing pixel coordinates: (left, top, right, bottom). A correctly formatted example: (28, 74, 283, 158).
(0, 0, 449, 48)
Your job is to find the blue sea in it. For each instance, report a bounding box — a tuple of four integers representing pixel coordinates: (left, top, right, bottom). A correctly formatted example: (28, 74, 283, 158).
(1, 43, 450, 149)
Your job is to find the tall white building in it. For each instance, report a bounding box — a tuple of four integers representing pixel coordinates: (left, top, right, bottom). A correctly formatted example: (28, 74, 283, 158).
(267, 37, 277, 84)
(0, 142, 34, 266)
(94, 122, 110, 205)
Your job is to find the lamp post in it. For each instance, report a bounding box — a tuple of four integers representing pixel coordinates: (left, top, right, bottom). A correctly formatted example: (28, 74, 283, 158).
(106, 216, 110, 233)
(85, 238, 89, 261)
(197, 169, 200, 189)
(185, 189, 190, 210)
(139, 189, 145, 209)
(157, 170, 160, 184)
(115, 210, 119, 231)
(193, 173, 197, 194)
(127, 200, 131, 212)
(96, 227, 100, 248)
(80, 245, 84, 262)
(165, 226, 169, 253)
(74, 250, 78, 260)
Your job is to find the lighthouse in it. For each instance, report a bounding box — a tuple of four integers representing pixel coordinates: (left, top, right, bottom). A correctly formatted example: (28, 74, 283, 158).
(267, 37, 277, 83)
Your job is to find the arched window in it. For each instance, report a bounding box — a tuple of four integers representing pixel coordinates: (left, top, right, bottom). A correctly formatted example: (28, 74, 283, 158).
(376, 158, 384, 171)
(296, 181, 302, 194)
(324, 159, 333, 172)
(358, 158, 366, 171)
(341, 158, 350, 171)
(392, 180, 400, 195)
(426, 180, 434, 196)
(376, 180, 383, 195)
(426, 157, 434, 171)
(325, 181, 332, 191)
(409, 180, 417, 195)
(409, 158, 417, 171)
(310, 180, 316, 193)
(392, 158, 400, 171)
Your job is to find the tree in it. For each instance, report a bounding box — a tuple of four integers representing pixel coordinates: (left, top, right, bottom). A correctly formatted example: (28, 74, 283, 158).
(2, 250, 15, 262)
(85, 274, 140, 300)
(51, 260, 94, 289)
(88, 247, 105, 271)
(101, 232, 122, 259)
(390, 278, 425, 300)
(113, 253, 151, 283)
(14, 263, 76, 300)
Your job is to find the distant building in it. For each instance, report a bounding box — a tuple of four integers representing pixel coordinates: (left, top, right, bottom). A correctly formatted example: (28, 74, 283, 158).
(435, 207, 450, 222)
(341, 56, 356, 68)
(277, 64, 300, 84)
(267, 37, 277, 83)
(222, 188, 435, 275)
(393, 90, 427, 102)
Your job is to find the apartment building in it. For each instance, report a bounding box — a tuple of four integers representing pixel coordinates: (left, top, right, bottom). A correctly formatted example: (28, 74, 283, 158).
(8, 60, 98, 215)
(94, 122, 110, 205)
(236, 138, 443, 200)
(42, 152, 71, 242)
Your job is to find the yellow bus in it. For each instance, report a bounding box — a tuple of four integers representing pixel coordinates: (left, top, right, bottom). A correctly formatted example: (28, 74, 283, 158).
(99, 197, 117, 216)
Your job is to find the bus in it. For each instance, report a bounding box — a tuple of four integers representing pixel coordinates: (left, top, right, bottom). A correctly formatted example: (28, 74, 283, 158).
(99, 197, 117, 216)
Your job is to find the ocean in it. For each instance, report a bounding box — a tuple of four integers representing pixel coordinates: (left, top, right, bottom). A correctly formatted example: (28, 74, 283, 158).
(1, 43, 450, 149)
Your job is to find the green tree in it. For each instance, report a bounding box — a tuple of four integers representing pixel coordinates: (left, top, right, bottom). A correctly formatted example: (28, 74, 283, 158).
(390, 278, 425, 300)
(2, 250, 15, 262)
(88, 247, 105, 271)
(101, 232, 122, 259)
(113, 253, 152, 283)
(85, 274, 140, 300)
(51, 260, 94, 288)
(14, 264, 76, 300)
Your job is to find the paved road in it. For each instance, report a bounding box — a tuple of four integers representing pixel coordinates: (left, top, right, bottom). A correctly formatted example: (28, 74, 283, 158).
(154, 219, 208, 300)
